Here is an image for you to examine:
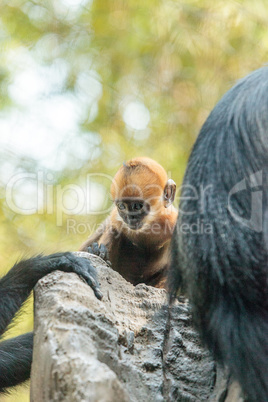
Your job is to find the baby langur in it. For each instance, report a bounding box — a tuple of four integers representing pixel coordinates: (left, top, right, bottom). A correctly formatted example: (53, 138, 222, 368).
(80, 157, 178, 288)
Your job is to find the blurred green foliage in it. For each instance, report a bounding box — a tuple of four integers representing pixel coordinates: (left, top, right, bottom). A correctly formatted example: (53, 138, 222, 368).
(0, 0, 268, 400)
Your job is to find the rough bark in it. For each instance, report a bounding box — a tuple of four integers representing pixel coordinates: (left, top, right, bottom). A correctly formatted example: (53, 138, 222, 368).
(30, 252, 243, 401)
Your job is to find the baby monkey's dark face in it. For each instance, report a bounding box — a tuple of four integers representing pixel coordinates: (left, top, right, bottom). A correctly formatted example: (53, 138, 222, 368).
(116, 198, 150, 230)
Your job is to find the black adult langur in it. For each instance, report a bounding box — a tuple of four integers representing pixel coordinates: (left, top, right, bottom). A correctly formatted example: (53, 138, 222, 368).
(0, 252, 102, 393)
(169, 67, 268, 401)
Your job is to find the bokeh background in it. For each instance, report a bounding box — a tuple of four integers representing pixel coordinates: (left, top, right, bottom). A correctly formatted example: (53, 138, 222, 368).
(0, 0, 267, 400)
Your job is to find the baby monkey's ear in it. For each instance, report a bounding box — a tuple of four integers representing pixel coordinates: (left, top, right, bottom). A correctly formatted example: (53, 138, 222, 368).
(163, 179, 176, 208)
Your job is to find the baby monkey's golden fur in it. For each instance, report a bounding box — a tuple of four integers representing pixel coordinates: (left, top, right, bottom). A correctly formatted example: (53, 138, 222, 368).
(80, 157, 177, 288)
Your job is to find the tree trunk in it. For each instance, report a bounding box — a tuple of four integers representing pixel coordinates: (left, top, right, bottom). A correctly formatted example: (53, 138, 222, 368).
(30, 252, 243, 401)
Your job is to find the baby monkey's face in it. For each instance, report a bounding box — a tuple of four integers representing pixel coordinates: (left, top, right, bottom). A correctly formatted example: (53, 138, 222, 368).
(116, 198, 150, 230)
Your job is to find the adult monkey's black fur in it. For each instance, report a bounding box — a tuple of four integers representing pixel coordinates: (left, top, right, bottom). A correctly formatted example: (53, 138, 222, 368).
(0, 252, 102, 393)
(169, 67, 268, 401)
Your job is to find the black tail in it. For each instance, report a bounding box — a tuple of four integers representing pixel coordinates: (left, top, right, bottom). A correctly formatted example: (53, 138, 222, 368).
(0, 333, 33, 393)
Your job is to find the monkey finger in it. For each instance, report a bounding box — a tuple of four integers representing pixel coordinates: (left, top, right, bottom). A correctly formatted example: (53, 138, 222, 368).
(89, 243, 109, 263)
(81, 272, 103, 300)
(88, 243, 101, 256)
(87, 245, 105, 261)
(99, 244, 109, 261)
(87, 246, 92, 253)
(92, 242, 100, 255)
(99, 252, 105, 260)
(68, 255, 103, 300)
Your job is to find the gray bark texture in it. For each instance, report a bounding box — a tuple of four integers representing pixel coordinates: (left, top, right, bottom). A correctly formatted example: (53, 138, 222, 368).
(30, 252, 243, 402)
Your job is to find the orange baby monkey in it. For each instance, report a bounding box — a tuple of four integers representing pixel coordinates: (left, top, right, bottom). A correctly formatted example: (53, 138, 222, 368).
(80, 157, 178, 288)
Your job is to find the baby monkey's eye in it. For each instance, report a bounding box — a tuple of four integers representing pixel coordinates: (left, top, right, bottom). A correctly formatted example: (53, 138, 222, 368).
(133, 202, 144, 211)
(117, 202, 126, 210)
